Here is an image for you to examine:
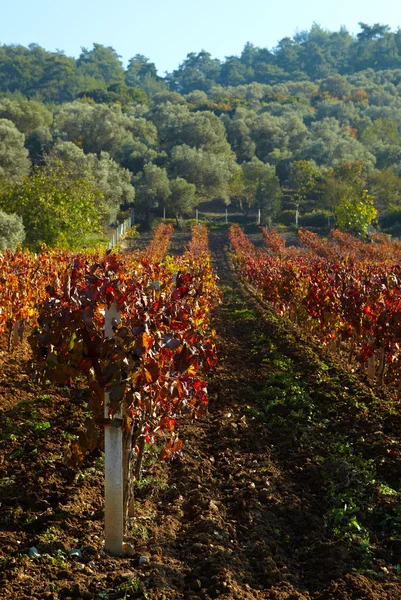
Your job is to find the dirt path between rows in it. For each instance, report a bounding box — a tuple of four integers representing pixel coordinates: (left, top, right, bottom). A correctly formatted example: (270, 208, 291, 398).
(1, 228, 401, 599)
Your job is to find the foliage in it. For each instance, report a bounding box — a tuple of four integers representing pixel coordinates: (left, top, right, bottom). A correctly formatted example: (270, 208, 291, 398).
(134, 163, 170, 225)
(0, 164, 105, 249)
(289, 160, 320, 203)
(0, 210, 25, 251)
(241, 157, 281, 214)
(5, 26, 401, 230)
(166, 177, 197, 220)
(230, 223, 401, 387)
(0, 118, 31, 181)
(170, 144, 239, 203)
(47, 141, 135, 225)
(0, 97, 53, 133)
(28, 224, 220, 523)
(334, 189, 378, 235)
(300, 210, 332, 228)
(0, 247, 72, 339)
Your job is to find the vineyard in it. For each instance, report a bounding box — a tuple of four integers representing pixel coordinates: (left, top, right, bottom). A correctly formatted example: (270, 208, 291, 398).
(230, 224, 401, 386)
(2, 225, 401, 599)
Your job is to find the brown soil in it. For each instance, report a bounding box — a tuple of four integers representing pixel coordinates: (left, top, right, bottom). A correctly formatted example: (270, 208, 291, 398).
(1, 229, 401, 599)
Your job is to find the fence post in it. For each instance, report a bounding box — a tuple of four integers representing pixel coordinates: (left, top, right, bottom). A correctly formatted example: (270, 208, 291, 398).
(257, 209, 261, 225)
(196, 209, 199, 223)
(104, 302, 123, 555)
(225, 208, 228, 224)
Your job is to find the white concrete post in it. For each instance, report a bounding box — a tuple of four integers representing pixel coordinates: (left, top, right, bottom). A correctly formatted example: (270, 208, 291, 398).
(257, 209, 261, 225)
(104, 302, 123, 555)
(196, 209, 199, 223)
(225, 208, 228, 224)
(163, 207, 166, 221)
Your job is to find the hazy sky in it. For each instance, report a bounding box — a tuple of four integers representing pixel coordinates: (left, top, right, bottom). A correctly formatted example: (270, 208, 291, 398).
(2, 0, 401, 74)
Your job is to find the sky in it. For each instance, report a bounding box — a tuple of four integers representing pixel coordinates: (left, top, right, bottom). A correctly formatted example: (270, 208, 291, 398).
(2, 0, 401, 75)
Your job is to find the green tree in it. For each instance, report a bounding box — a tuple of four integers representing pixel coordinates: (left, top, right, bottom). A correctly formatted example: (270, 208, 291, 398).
(319, 75, 352, 99)
(125, 54, 158, 87)
(368, 168, 401, 213)
(289, 160, 320, 221)
(134, 163, 170, 226)
(0, 118, 31, 181)
(255, 177, 282, 223)
(0, 98, 53, 133)
(361, 118, 400, 146)
(319, 161, 366, 215)
(335, 189, 377, 235)
(0, 210, 25, 250)
(221, 114, 256, 162)
(0, 164, 104, 249)
(241, 157, 281, 213)
(170, 144, 239, 203)
(52, 101, 134, 155)
(299, 118, 376, 168)
(168, 51, 221, 94)
(166, 177, 197, 224)
(77, 44, 125, 85)
(48, 141, 135, 224)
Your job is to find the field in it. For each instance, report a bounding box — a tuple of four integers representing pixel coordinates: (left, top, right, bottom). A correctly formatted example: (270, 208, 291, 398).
(2, 225, 401, 599)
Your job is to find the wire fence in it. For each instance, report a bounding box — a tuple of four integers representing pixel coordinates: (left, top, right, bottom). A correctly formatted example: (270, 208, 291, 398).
(107, 210, 135, 250)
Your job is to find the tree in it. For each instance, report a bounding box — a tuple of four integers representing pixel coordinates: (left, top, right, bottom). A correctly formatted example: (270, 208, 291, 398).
(125, 54, 158, 87)
(335, 189, 377, 235)
(170, 144, 239, 203)
(320, 161, 367, 215)
(52, 102, 134, 155)
(0, 98, 53, 133)
(299, 118, 376, 169)
(368, 169, 401, 213)
(221, 114, 256, 162)
(166, 177, 197, 224)
(0, 164, 105, 249)
(77, 44, 125, 86)
(255, 177, 282, 223)
(289, 160, 320, 221)
(357, 23, 391, 42)
(0, 118, 31, 181)
(0, 210, 25, 250)
(361, 118, 400, 146)
(249, 112, 288, 162)
(168, 51, 221, 94)
(48, 141, 135, 224)
(241, 157, 281, 213)
(319, 75, 352, 100)
(156, 105, 231, 154)
(134, 164, 170, 226)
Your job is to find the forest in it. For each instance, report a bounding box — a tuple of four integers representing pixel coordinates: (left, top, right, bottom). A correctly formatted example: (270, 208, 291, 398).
(2, 22, 401, 248)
